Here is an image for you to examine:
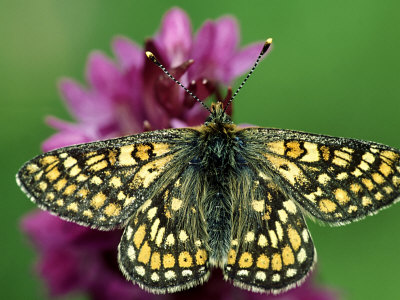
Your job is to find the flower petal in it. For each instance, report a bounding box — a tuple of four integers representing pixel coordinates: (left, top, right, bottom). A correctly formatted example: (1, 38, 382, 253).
(58, 79, 114, 124)
(86, 51, 123, 98)
(112, 36, 144, 71)
(156, 7, 192, 67)
(190, 21, 216, 80)
(227, 42, 267, 82)
(213, 17, 239, 62)
(42, 129, 92, 151)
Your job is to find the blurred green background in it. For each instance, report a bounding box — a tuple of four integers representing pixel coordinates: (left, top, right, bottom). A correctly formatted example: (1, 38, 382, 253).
(1, 0, 399, 299)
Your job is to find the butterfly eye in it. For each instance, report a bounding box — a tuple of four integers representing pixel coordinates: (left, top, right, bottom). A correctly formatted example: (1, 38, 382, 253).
(235, 137, 245, 147)
(189, 157, 201, 165)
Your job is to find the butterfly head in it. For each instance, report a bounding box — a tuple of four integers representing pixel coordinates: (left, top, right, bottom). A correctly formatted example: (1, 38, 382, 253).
(205, 102, 233, 125)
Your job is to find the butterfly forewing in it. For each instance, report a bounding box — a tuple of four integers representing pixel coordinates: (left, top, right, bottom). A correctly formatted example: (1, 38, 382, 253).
(224, 171, 315, 293)
(238, 128, 400, 225)
(17, 129, 196, 230)
(118, 169, 210, 293)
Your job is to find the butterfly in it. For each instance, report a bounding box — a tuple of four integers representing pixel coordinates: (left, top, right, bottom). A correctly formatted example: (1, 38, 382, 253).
(17, 38, 400, 294)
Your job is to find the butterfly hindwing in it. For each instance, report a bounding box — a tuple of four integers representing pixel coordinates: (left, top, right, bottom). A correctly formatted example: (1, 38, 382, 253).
(238, 128, 400, 225)
(17, 128, 197, 229)
(118, 169, 210, 293)
(224, 171, 315, 293)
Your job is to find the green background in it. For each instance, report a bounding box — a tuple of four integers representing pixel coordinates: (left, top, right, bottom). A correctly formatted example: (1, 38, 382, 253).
(1, 1, 399, 299)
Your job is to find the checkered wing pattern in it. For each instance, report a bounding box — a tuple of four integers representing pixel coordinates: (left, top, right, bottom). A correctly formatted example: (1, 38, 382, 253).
(224, 172, 315, 293)
(118, 169, 210, 294)
(238, 128, 400, 225)
(16, 129, 196, 230)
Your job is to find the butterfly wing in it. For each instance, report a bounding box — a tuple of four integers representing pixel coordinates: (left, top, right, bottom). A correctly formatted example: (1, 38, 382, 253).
(224, 171, 315, 293)
(237, 128, 400, 225)
(118, 168, 210, 293)
(17, 128, 198, 230)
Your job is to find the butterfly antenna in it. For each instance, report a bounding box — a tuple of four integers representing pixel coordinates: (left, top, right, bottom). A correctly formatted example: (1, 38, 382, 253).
(145, 51, 212, 114)
(223, 38, 272, 113)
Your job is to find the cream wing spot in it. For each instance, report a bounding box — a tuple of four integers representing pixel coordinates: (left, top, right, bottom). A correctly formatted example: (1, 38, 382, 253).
(301, 142, 320, 162)
(91, 192, 107, 209)
(46, 192, 55, 201)
(135, 266, 145, 276)
(104, 203, 121, 217)
(278, 209, 288, 223)
(283, 200, 297, 214)
(297, 248, 307, 263)
(151, 273, 159, 282)
(152, 143, 170, 156)
(165, 234, 175, 246)
(271, 274, 280, 282)
(286, 268, 297, 277)
(182, 270, 193, 277)
(336, 172, 348, 180)
(34, 170, 44, 181)
(119, 145, 136, 166)
(252, 200, 264, 212)
(67, 202, 78, 212)
(155, 227, 165, 247)
(109, 176, 122, 188)
(362, 152, 375, 164)
(126, 227, 133, 240)
(63, 156, 77, 168)
(245, 231, 255, 242)
(237, 270, 249, 276)
(179, 230, 188, 242)
(302, 229, 310, 243)
(335, 188, 350, 205)
(83, 210, 93, 218)
(266, 140, 285, 155)
(26, 163, 39, 173)
(352, 168, 363, 177)
(147, 207, 158, 220)
(258, 234, 268, 247)
(86, 154, 105, 165)
(38, 181, 47, 191)
(127, 246, 136, 261)
(150, 218, 160, 241)
(90, 176, 102, 185)
(362, 196, 373, 206)
(76, 173, 88, 182)
(269, 230, 278, 248)
(318, 173, 330, 185)
(171, 198, 182, 211)
(275, 222, 283, 241)
(117, 191, 126, 200)
(69, 165, 81, 177)
(358, 161, 370, 171)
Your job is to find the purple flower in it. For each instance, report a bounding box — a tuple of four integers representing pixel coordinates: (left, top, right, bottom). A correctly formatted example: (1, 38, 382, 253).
(21, 7, 339, 300)
(42, 7, 262, 151)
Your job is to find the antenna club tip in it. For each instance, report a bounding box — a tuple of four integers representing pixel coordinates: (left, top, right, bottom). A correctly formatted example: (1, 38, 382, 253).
(261, 38, 273, 55)
(145, 51, 153, 58)
(145, 51, 158, 63)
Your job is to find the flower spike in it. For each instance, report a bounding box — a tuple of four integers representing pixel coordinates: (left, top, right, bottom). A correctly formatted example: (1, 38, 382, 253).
(145, 51, 212, 113)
